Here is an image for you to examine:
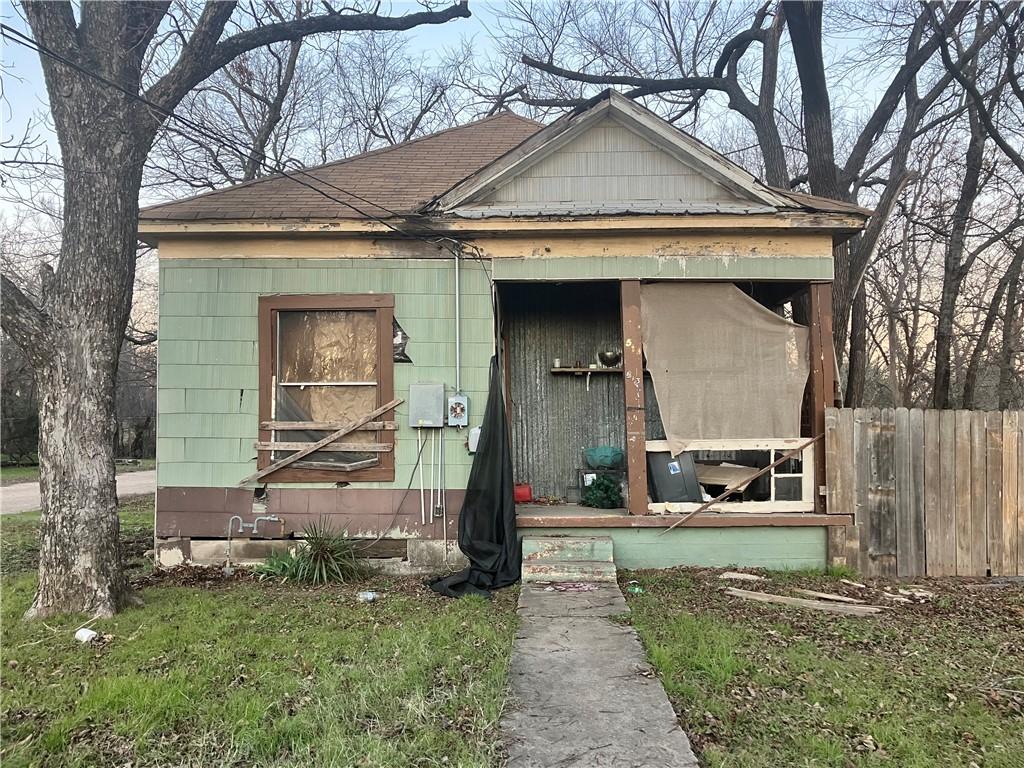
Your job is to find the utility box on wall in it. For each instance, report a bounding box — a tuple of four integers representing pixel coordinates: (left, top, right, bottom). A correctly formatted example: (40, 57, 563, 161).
(408, 383, 445, 428)
(447, 393, 469, 427)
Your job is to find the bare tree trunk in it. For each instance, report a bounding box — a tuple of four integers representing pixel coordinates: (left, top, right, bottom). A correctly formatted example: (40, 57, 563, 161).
(962, 280, 1008, 409)
(27, 138, 146, 618)
(845, 282, 868, 407)
(933, 104, 986, 408)
(997, 243, 1024, 409)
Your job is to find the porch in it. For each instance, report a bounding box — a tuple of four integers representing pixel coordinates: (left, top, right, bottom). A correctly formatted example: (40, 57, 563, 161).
(498, 277, 839, 531)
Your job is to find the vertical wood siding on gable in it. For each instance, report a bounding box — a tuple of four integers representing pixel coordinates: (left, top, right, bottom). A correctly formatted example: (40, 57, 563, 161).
(485, 118, 741, 205)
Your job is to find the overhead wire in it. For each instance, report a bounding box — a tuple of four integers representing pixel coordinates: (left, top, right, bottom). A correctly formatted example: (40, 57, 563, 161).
(0, 22, 478, 260)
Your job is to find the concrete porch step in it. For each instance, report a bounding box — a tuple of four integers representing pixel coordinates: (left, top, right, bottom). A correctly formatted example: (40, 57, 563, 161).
(522, 535, 614, 563)
(522, 559, 618, 583)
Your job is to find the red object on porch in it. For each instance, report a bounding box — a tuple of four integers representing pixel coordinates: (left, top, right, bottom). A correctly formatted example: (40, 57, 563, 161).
(514, 483, 533, 503)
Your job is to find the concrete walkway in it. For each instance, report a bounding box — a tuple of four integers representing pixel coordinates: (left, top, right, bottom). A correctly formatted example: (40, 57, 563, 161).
(0, 470, 157, 515)
(502, 583, 698, 768)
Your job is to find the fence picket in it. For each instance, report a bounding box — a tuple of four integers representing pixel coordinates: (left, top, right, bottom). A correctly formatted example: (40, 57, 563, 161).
(971, 411, 989, 576)
(907, 408, 926, 576)
(1002, 411, 1019, 576)
(937, 410, 957, 576)
(895, 408, 912, 577)
(853, 407, 872, 574)
(923, 410, 940, 573)
(955, 411, 973, 576)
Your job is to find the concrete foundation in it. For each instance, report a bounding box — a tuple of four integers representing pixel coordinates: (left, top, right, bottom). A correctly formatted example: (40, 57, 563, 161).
(154, 536, 468, 573)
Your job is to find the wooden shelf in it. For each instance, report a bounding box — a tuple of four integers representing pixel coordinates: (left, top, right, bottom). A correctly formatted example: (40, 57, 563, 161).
(551, 367, 623, 375)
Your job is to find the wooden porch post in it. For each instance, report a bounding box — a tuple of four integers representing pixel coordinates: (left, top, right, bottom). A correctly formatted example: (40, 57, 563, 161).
(621, 280, 648, 515)
(807, 282, 836, 514)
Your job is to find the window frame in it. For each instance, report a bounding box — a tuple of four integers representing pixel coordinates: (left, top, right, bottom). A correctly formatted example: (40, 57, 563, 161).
(257, 293, 396, 483)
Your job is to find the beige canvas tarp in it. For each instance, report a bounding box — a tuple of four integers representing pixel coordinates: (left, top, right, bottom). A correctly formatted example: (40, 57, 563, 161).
(640, 282, 809, 454)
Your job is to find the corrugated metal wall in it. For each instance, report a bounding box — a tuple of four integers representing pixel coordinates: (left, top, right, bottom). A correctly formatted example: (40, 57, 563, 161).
(503, 282, 625, 499)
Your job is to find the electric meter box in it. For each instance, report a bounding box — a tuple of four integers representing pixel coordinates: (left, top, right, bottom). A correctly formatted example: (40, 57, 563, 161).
(447, 393, 469, 427)
(408, 383, 445, 428)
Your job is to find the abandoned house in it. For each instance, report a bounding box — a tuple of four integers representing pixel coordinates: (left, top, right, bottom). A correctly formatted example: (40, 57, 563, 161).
(141, 90, 870, 571)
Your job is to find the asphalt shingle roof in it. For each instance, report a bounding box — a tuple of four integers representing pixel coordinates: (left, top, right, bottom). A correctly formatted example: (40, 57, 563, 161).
(140, 112, 543, 221)
(140, 105, 870, 223)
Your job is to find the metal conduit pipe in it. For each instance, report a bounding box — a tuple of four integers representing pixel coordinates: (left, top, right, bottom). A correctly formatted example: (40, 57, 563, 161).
(454, 244, 461, 393)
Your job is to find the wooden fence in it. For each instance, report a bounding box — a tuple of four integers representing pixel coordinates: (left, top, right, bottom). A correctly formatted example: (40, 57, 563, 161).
(825, 407, 1023, 577)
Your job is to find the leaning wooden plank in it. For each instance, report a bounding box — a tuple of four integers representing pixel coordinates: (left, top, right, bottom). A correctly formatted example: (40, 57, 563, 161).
(659, 434, 821, 534)
(722, 587, 881, 616)
(253, 442, 391, 452)
(240, 398, 402, 485)
(793, 588, 866, 604)
(260, 420, 398, 431)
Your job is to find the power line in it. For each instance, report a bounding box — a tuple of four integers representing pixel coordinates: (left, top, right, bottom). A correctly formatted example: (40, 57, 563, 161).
(0, 23, 470, 256)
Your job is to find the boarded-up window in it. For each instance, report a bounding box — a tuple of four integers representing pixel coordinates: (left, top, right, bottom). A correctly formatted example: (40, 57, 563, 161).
(258, 295, 395, 482)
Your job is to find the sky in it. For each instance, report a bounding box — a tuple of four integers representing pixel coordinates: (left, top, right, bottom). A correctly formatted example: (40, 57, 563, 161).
(1, 2, 499, 142)
(1, 0, 896, 217)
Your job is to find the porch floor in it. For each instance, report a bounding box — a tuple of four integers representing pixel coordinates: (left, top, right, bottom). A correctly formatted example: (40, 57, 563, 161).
(516, 504, 627, 518)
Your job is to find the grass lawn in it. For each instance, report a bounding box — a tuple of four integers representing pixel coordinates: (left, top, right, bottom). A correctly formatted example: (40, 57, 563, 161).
(0, 497, 517, 767)
(623, 568, 1024, 768)
(0, 459, 156, 487)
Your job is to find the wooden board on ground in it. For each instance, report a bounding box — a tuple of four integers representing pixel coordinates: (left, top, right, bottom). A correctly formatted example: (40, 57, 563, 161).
(793, 588, 865, 604)
(719, 571, 765, 582)
(723, 587, 881, 617)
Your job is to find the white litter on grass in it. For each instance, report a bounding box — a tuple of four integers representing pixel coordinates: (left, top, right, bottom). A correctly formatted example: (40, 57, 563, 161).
(74, 628, 98, 643)
(719, 571, 766, 582)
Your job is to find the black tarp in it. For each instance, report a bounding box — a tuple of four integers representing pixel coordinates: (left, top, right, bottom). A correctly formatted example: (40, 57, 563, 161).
(429, 357, 520, 598)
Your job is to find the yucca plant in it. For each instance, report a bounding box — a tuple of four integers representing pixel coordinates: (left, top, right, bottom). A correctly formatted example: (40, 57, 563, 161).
(298, 519, 367, 584)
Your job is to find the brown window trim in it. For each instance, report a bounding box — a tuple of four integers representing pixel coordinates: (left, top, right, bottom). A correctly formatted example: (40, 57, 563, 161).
(258, 293, 396, 483)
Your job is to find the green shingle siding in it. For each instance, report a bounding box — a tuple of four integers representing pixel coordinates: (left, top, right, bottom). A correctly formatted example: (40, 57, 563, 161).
(158, 257, 492, 489)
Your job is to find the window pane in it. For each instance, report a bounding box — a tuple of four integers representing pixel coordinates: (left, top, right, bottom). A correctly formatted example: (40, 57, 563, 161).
(775, 476, 803, 501)
(278, 310, 377, 383)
